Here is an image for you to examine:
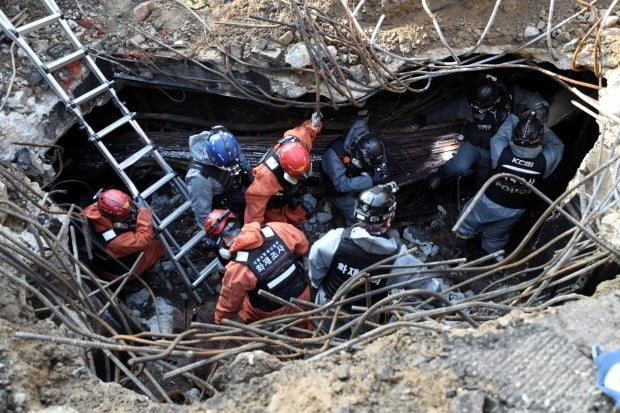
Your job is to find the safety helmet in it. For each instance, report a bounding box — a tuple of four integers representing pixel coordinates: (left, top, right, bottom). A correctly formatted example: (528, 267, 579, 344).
(204, 126, 240, 169)
(204, 209, 239, 239)
(97, 189, 133, 221)
(352, 134, 385, 167)
(468, 77, 501, 113)
(354, 185, 397, 235)
(276, 141, 311, 179)
(513, 113, 544, 147)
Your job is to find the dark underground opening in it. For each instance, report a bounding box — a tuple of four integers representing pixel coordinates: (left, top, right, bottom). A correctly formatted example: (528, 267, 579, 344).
(43, 60, 608, 389)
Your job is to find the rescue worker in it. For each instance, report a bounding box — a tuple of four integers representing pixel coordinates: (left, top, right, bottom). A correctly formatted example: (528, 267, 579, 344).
(321, 119, 389, 223)
(185, 126, 252, 229)
(419, 74, 550, 190)
(83, 189, 166, 281)
(204, 209, 311, 330)
(309, 183, 444, 309)
(453, 113, 564, 259)
(244, 113, 322, 226)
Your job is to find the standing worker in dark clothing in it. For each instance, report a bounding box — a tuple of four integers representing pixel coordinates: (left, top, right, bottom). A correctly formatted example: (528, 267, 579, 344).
(453, 113, 564, 260)
(185, 126, 252, 229)
(321, 119, 389, 223)
(83, 189, 166, 281)
(419, 75, 550, 190)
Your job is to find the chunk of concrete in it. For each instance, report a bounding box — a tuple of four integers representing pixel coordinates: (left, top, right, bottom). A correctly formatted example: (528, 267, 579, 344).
(449, 390, 486, 413)
(133, 1, 155, 22)
(211, 351, 284, 389)
(285, 42, 311, 69)
(278, 31, 295, 46)
(524, 26, 540, 40)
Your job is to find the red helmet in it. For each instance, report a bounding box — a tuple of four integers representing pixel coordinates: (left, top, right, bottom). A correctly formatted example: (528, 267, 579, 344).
(204, 209, 239, 238)
(276, 141, 310, 179)
(97, 189, 133, 220)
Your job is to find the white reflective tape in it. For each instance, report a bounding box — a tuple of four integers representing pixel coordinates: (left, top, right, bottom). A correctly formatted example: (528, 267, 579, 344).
(502, 164, 542, 175)
(267, 264, 296, 289)
(236, 251, 249, 263)
(265, 156, 278, 170)
(101, 229, 117, 242)
(261, 226, 275, 238)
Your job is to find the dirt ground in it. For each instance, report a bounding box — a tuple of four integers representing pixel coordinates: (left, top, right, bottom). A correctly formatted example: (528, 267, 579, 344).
(1, 0, 620, 412)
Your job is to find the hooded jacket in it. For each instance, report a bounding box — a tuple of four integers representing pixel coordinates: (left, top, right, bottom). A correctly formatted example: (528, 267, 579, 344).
(309, 226, 443, 304)
(244, 120, 321, 226)
(185, 131, 252, 228)
(83, 203, 166, 280)
(215, 221, 310, 325)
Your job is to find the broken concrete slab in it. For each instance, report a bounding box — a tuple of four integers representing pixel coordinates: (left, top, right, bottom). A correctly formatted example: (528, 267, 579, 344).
(133, 1, 155, 22)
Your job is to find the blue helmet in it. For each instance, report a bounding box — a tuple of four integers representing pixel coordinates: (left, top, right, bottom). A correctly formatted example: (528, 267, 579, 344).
(204, 126, 240, 169)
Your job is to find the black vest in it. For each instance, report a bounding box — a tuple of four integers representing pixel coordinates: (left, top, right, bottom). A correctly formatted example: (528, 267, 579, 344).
(485, 146, 547, 209)
(233, 225, 307, 312)
(262, 155, 306, 210)
(464, 89, 513, 149)
(321, 137, 366, 196)
(189, 162, 248, 214)
(322, 228, 395, 308)
(90, 225, 139, 275)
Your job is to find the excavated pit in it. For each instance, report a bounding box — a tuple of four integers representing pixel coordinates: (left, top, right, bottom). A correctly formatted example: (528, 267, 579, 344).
(29, 61, 612, 389)
(1, 0, 619, 410)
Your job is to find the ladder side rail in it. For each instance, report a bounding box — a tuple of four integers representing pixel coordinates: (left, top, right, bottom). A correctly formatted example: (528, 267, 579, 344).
(127, 119, 156, 147)
(152, 234, 202, 303)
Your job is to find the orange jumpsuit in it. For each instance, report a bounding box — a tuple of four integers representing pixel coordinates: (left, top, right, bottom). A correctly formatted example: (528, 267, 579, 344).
(215, 221, 311, 332)
(244, 120, 322, 226)
(84, 203, 166, 280)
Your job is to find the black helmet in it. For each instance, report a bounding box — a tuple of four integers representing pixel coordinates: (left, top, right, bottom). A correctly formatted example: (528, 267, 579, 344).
(354, 185, 397, 235)
(468, 77, 501, 113)
(513, 113, 544, 147)
(352, 133, 385, 167)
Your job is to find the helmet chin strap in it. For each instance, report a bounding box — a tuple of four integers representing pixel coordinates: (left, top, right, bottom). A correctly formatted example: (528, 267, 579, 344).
(283, 172, 299, 185)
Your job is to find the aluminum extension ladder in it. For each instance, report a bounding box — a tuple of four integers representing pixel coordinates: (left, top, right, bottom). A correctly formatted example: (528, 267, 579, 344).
(0, 0, 220, 303)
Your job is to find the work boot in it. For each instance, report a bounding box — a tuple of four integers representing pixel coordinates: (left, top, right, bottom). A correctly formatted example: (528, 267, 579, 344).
(428, 176, 442, 190)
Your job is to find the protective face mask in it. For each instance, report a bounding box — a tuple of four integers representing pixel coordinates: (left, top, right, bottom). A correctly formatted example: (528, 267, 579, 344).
(218, 247, 232, 261)
(351, 157, 363, 169)
(283, 172, 299, 185)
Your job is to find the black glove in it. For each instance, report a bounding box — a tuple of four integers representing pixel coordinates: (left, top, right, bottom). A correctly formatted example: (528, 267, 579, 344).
(372, 171, 389, 185)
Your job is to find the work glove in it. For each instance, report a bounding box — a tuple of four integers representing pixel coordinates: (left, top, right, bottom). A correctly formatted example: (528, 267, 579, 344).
(299, 193, 317, 215)
(372, 173, 389, 185)
(311, 112, 322, 130)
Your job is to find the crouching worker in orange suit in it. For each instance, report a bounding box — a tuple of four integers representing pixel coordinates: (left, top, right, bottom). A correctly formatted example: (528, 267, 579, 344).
(244, 113, 322, 227)
(83, 189, 166, 281)
(205, 209, 312, 336)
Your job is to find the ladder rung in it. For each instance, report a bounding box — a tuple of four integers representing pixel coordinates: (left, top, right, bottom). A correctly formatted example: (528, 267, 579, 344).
(118, 145, 153, 170)
(72, 81, 112, 106)
(45, 48, 85, 72)
(92, 113, 133, 140)
(193, 258, 223, 288)
(17, 13, 61, 36)
(159, 201, 192, 230)
(175, 231, 206, 261)
(140, 172, 176, 199)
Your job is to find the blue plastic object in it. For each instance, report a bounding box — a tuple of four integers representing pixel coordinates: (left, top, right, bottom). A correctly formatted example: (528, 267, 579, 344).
(592, 345, 620, 407)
